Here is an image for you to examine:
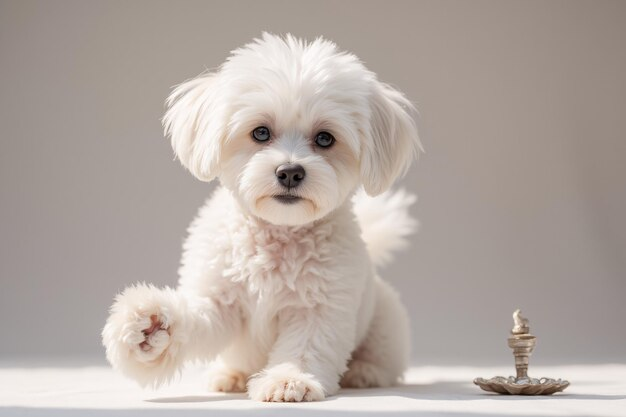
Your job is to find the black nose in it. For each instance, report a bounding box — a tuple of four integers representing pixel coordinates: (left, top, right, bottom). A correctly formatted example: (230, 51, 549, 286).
(275, 163, 306, 188)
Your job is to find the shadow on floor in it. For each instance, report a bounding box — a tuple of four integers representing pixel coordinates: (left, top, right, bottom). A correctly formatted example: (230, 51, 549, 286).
(333, 381, 626, 402)
(146, 393, 247, 403)
(142, 380, 626, 404)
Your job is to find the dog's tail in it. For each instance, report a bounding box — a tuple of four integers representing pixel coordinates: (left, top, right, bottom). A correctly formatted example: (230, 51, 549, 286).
(352, 188, 418, 268)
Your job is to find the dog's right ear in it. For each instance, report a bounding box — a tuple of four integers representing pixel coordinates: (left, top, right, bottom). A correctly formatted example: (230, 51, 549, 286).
(162, 72, 226, 182)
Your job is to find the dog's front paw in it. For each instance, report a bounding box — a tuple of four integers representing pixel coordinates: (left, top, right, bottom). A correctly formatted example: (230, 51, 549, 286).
(247, 364, 325, 402)
(126, 312, 171, 362)
(102, 283, 188, 387)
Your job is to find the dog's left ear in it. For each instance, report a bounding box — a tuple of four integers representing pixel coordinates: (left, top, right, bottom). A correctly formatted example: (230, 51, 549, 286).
(162, 72, 226, 182)
(360, 82, 422, 196)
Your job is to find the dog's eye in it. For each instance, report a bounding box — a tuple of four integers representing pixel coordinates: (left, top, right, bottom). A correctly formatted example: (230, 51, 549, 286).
(252, 126, 271, 142)
(314, 131, 335, 148)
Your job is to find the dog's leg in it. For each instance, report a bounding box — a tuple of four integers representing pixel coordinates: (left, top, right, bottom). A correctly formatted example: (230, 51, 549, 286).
(247, 303, 356, 402)
(340, 278, 410, 388)
(207, 358, 249, 393)
(207, 328, 271, 393)
(102, 283, 240, 387)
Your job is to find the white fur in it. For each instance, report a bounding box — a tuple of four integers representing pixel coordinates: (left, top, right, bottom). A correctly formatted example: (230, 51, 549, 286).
(352, 188, 418, 268)
(102, 33, 421, 401)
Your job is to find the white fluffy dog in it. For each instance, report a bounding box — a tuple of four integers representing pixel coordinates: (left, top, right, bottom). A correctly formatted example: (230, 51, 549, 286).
(102, 33, 421, 402)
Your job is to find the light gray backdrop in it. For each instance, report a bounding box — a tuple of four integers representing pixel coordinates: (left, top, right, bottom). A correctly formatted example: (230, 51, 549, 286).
(1, 0, 625, 366)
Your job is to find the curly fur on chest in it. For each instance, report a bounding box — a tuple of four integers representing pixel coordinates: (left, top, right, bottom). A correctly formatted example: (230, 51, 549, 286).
(177, 188, 361, 318)
(224, 217, 335, 304)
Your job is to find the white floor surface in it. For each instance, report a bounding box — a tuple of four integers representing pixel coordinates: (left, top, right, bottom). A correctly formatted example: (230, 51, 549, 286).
(1, 364, 625, 416)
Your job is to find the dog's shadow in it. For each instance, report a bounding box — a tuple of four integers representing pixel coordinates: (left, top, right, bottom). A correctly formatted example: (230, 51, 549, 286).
(145, 381, 626, 403)
(146, 393, 247, 403)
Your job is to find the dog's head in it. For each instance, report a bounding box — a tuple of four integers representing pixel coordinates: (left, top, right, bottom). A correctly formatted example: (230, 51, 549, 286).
(163, 33, 421, 226)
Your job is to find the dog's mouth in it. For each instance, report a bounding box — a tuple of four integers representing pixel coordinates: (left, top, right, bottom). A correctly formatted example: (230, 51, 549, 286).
(272, 194, 303, 205)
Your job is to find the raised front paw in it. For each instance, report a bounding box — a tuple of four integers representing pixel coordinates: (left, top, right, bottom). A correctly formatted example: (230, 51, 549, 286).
(126, 312, 171, 362)
(247, 364, 325, 402)
(102, 283, 187, 387)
